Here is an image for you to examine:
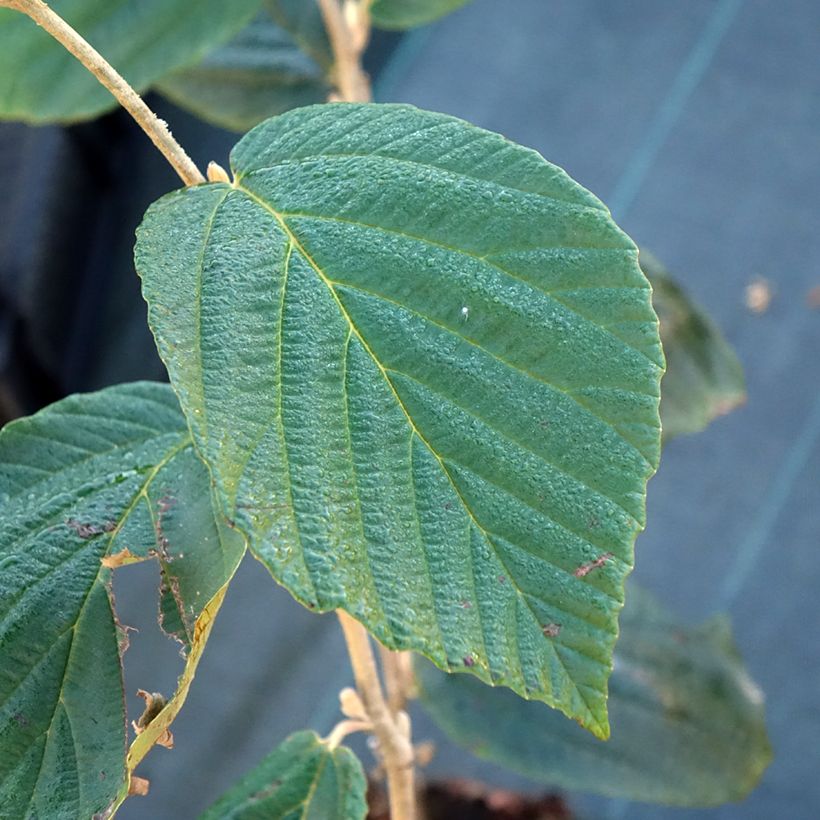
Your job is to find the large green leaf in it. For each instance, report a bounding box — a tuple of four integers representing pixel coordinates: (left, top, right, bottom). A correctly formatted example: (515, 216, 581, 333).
(369, 0, 474, 29)
(642, 252, 745, 441)
(0, 0, 262, 123)
(0, 382, 244, 818)
(156, 11, 331, 133)
(415, 586, 771, 806)
(200, 731, 367, 820)
(136, 103, 663, 738)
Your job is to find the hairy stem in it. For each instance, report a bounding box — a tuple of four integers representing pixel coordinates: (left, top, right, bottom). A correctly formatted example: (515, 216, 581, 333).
(380, 645, 415, 714)
(318, 0, 372, 102)
(337, 611, 416, 820)
(1, 0, 204, 186)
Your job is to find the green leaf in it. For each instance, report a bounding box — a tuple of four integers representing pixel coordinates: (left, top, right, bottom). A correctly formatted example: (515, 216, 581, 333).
(135, 103, 663, 738)
(0, 0, 262, 123)
(0, 382, 244, 818)
(200, 731, 367, 820)
(415, 585, 772, 806)
(156, 6, 332, 133)
(370, 0, 474, 29)
(642, 252, 745, 441)
(266, 0, 333, 71)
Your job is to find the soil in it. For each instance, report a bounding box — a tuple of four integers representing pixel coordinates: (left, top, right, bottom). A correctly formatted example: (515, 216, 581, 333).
(368, 778, 572, 820)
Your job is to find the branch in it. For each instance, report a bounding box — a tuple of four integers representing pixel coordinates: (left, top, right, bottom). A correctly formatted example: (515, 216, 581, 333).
(318, 0, 371, 102)
(337, 611, 416, 820)
(1, 0, 204, 186)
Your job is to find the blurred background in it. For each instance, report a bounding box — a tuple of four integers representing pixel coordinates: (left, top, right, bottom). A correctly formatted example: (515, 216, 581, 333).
(1, 0, 819, 817)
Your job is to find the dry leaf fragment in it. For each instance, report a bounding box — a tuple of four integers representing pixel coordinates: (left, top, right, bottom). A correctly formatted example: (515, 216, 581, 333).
(127, 776, 150, 797)
(132, 689, 174, 749)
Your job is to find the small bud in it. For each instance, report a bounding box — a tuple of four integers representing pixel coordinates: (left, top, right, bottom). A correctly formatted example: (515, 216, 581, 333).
(207, 161, 230, 184)
(339, 686, 367, 720)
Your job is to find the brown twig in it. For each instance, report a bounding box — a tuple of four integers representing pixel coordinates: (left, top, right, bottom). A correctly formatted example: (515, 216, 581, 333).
(318, 0, 372, 102)
(337, 611, 416, 820)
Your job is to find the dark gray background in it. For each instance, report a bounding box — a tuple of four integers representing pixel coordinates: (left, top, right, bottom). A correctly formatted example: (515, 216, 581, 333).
(4, 0, 818, 817)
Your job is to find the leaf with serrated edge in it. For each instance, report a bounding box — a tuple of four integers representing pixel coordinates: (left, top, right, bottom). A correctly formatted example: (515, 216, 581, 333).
(370, 0, 473, 29)
(0, 0, 262, 123)
(415, 585, 772, 806)
(136, 103, 663, 738)
(642, 251, 746, 441)
(0, 382, 245, 818)
(156, 11, 330, 133)
(200, 730, 367, 820)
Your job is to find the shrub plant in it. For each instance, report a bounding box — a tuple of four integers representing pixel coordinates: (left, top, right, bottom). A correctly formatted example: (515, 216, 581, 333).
(0, 1, 769, 818)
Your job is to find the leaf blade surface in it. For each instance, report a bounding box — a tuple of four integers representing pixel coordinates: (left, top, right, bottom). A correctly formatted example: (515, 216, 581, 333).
(200, 730, 367, 820)
(156, 7, 331, 133)
(136, 103, 663, 737)
(370, 0, 473, 29)
(415, 585, 772, 805)
(0, 0, 262, 122)
(0, 382, 244, 817)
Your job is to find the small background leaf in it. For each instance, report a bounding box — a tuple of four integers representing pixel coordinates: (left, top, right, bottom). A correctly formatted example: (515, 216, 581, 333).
(0, 382, 244, 817)
(415, 585, 772, 806)
(0, 0, 262, 122)
(156, 4, 332, 133)
(644, 251, 745, 440)
(370, 0, 474, 29)
(200, 730, 368, 820)
(266, 0, 333, 71)
(136, 103, 663, 737)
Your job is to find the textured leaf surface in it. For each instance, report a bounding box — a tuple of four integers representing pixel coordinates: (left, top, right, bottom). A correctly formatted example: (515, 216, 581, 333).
(156, 6, 331, 133)
(415, 586, 771, 805)
(200, 731, 367, 820)
(643, 252, 745, 441)
(370, 0, 473, 29)
(0, 0, 262, 122)
(136, 103, 663, 737)
(0, 382, 244, 818)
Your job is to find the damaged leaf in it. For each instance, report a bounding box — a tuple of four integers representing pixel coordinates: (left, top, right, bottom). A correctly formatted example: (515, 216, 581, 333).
(415, 585, 772, 806)
(200, 730, 368, 820)
(0, 382, 244, 819)
(118, 581, 232, 810)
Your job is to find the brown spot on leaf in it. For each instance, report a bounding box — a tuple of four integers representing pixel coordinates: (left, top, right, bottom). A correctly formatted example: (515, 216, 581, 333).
(12, 712, 29, 728)
(66, 519, 116, 539)
(460, 600, 472, 609)
(542, 623, 562, 638)
(463, 655, 475, 667)
(574, 552, 613, 578)
(497, 575, 506, 584)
